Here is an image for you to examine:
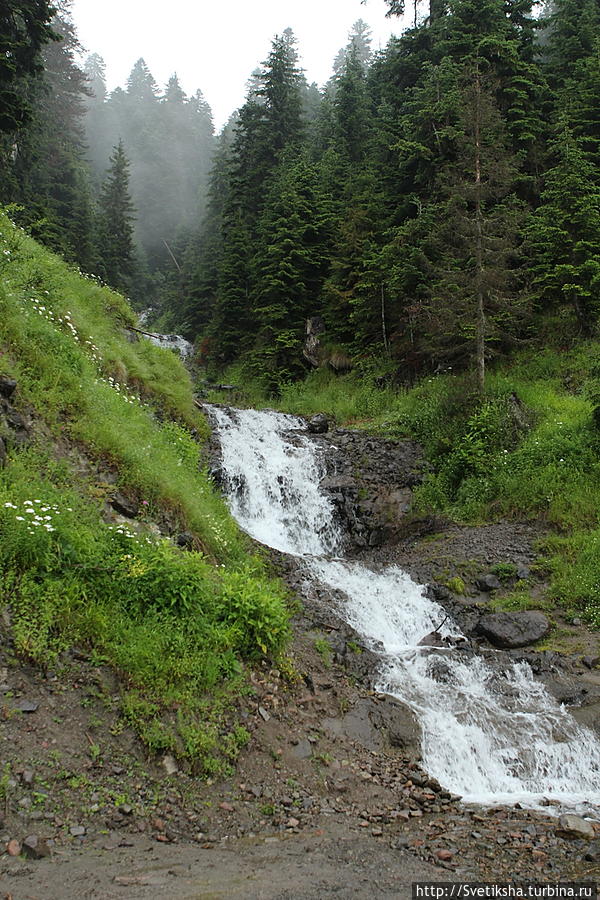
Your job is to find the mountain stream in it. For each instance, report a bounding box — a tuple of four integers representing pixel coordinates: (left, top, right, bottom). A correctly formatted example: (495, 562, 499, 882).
(207, 405, 600, 816)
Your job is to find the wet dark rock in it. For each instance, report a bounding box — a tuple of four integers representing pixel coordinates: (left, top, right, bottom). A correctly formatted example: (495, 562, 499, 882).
(0, 436, 6, 468)
(110, 492, 139, 518)
(307, 414, 329, 434)
(582, 655, 600, 670)
(475, 574, 502, 592)
(477, 611, 550, 649)
(427, 583, 453, 603)
(322, 695, 420, 757)
(0, 376, 17, 398)
(176, 531, 194, 550)
(418, 631, 447, 648)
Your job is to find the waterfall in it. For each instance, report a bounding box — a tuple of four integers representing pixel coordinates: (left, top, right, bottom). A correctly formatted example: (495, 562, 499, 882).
(208, 404, 600, 815)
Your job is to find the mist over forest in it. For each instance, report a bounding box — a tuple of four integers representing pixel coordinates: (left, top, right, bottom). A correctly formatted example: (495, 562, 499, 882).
(2, 0, 599, 394)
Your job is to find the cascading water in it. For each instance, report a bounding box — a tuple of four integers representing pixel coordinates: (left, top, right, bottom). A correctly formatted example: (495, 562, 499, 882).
(208, 405, 600, 815)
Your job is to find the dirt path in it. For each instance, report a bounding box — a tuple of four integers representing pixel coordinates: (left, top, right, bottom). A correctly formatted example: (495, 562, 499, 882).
(0, 823, 447, 899)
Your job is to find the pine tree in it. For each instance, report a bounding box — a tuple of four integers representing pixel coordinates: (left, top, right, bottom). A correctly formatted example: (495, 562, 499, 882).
(249, 155, 330, 384)
(334, 45, 371, 163)
(98, 140, 137, 295)
(257, 30, 304, 158)
(385, 59, 525, 386)
(526, 124, 600, 334)
(0, 0, 56, 133)
(544, 0, 600, 86)
(2, 9, 97, 270)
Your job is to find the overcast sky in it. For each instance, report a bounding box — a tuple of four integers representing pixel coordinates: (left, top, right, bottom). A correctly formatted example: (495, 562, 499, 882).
(70, 0, 411, 131)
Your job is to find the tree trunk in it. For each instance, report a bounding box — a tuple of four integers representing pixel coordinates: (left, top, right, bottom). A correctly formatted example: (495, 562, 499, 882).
(429, 0, 446, 22)
(474, 59, 486, 395)
(381, 283, 389, 355)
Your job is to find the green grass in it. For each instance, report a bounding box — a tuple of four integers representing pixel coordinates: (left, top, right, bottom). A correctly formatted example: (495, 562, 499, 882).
(0, 210, 291, 774)
(223, 343, 600, 632)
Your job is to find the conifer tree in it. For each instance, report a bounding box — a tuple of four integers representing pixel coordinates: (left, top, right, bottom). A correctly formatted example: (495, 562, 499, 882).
(0, 0, 56, 133)
(526, 124, 600, 334)
(249, 155, 330, 384)
(2, 9, 97, 270)
(98, 140, 137, 295)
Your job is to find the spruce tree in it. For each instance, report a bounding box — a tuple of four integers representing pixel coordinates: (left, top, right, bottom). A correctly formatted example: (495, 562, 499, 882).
(98, 140, 137, 296)
(526, 124, 600, 334)
(2, 9, 97, 270)
(0, 0, 56, 133)
(249, 155, 330, 384)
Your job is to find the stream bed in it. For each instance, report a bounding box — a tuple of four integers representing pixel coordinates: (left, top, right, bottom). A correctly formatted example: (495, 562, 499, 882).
(207, 405, 600, 816)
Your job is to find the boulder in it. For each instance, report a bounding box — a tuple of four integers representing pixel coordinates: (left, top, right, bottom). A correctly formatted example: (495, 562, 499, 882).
(476, 574, 502, 592)
(558, 814, 595, 840)
(110, 492, 139, 518)
(22, 834, 51, 859)
(176, 531, 194, 550)
(322, 695, 420, 756)
(477, 611, 550, 649)
(418, 631, 447, 648)
(303, 316, 326, 367)
(0, 436, 6, 468)
(307, 413, 329, 434)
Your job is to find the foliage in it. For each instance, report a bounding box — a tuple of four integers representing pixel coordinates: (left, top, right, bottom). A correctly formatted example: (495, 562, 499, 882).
(0, 0, 57, 132)
(0, 211, 290, 769)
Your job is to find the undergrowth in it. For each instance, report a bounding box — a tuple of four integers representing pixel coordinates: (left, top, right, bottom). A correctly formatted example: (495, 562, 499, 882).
(0, 210, 291, 775)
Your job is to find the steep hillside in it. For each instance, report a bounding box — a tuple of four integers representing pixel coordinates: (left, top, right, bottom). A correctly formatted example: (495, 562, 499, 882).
(0, 210, 290, 774)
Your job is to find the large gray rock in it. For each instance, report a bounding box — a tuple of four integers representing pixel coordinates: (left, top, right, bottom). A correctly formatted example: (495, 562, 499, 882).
(558, 814, 595, 840)
(110, 492, 139, 519)
(477, 611, 550, 649)
(476, 574, 501, 592)
(307, 414, 329, 434)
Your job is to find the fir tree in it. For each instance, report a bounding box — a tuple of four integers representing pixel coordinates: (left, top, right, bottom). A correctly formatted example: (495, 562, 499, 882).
(98, 140, 137, 295)
(526, 124, 600, 334)
(0, 0, 57, 133)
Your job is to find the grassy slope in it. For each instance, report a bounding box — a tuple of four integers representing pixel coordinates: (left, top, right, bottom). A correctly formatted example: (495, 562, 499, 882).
(0, 211, 290, 775)
(224, 351, 600, 631)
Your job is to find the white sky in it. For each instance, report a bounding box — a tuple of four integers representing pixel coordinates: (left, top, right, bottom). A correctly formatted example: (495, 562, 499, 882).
(70, 0, 412, 131)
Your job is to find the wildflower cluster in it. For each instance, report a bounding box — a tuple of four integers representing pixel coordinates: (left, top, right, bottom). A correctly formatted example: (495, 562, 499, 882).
(106, 522, 153, 544)
(3, 499, 70, 534)
(94, 376, 145, 406)
(23, 294, 57, 325)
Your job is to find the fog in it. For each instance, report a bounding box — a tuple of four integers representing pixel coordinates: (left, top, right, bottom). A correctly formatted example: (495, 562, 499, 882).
(71, 0, 408, 130)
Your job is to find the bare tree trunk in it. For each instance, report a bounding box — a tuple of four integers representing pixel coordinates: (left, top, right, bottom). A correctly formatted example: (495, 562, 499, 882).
(474, 58, 486, 395)
(429, 0, 446, 22)
(163, 240, 182, 274)
(381, 283, 389, 355)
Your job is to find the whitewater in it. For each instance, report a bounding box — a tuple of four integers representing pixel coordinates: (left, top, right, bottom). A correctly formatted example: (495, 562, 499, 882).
(207, 405, 600, 815)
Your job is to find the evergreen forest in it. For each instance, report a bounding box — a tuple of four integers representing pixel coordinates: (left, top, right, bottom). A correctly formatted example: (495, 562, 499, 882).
(4, 0, 600, 396)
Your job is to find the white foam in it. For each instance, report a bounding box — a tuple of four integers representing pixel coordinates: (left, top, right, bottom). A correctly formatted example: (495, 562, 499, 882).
(209, 405, 600, 815)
